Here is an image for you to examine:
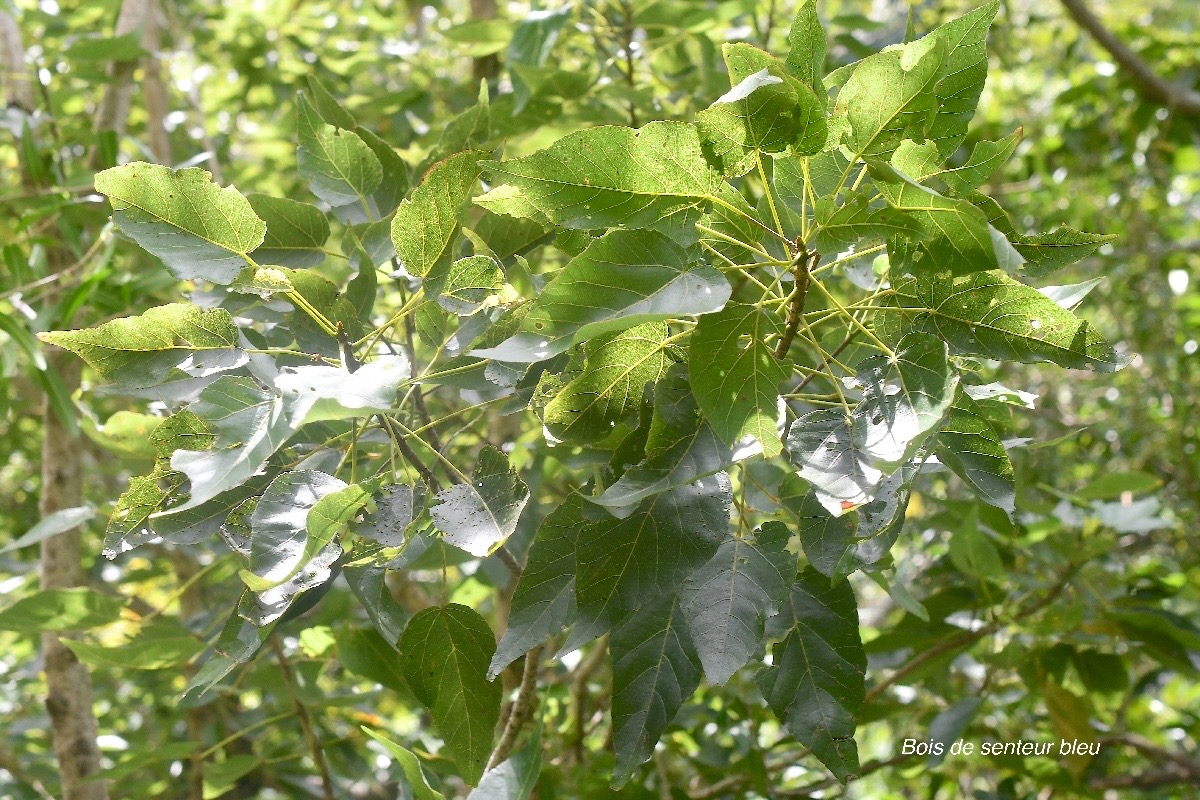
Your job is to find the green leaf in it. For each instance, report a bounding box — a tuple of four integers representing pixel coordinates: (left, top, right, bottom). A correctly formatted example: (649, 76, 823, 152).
(185, 591, 278, 699)
(239, 470, 345, 622)
(337, 626, 407, 693)
(303, 75, 357, 130)
(61, 619, 204, 669)
(479, 121, 722, 230)
(276, 356, 410, 426)
(948, 513, 1003, 580)
(680, 521, 794, 684)
(781, 463, 917, 578)
(757, 568, 866, 783)
(784, 0, 827, 103)
(358, 127, 412, 217)
(610, 593, 702, 788)
(344, 561, 410, 645)
(0, 588, 124, 634)
(439, 255, 505, 315)
(594, 366, 732, 513)
(391, 151, 485, 278)
(811, 193, 922, 253)
(399, 605, 501, 786)
(164, 376, 291, 512)
(1014, 228, 1116, 278)
(876, 177, 1007, 272)
(307, 482, 372, 556)
(490, 494, 585, 678)
(473, 229, 730, 363)
(0, 312, 78, 436)
(296, 92, 382, 216)
(247, 194, 331, 268)
(834, 34, 947, 158)
(0, 505, 94, 555)
(572, 479, 731, 647)
(540, 322, 673, 445)
(362, 727, 446, 800)
(934, 128, 1021, 194)
(430, 446, 529, 557)
(786, 333, 955, 514)
(934, 391, 1015, 514)
(203, 755, 260, 800)
(880, 269, 1130, 371)
(919, 1, 1001, 156)
(95, 162, 266, 284)
(689, 303, 789, 457)
(40, 304, 240, 388)
(696, 44, 826, 176)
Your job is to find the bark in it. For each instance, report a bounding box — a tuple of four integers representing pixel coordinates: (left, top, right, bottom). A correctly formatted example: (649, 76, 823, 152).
(1059, 0, 1200, 117)
(40, 357, 108, 800)
(140, 0, 172, 165)
(0, 12, 33, 109)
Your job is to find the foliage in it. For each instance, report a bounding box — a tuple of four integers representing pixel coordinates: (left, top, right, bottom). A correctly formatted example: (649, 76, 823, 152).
(1, 1, 1197, 799)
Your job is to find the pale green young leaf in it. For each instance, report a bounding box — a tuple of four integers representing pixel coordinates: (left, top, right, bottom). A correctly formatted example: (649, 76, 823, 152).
(689, 303, 789, 457)
(247, 194, 331, 268)
(391, 151, 485, 278)
(430, 446, 529, 557)
(42, 304, 238, 388)
(472, 229, 730, 363)
(680, 521, 794, 684)
(610, 594, 702, 788)
(439, 255, 505, 315)
(398, 604, 501, 786)
(757, 569, 866, 783)
(540, 322, 674, 445)
(94, 162, 266, 284)
(880, 269, 1130, 371)
(480, 121, 722, 230)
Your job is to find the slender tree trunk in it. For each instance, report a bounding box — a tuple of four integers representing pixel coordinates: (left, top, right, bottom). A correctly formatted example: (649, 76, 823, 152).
(13, 0, 162, 796)
(469, 0, 499, 81)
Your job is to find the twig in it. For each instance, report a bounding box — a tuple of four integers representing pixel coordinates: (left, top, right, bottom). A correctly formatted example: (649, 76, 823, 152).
(791, 331, 857, 394)
(378, 414, 441, 491)
(269, 638, 334, 800)
(486, 644, 543, 771)
(569, 636, 609, 764)
(1059, 0, 1200, 117)
(773, 247, 816, 359)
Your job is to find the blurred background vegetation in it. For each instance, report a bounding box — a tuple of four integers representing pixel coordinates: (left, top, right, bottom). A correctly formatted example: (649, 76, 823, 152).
(0, 0, 1197, 798)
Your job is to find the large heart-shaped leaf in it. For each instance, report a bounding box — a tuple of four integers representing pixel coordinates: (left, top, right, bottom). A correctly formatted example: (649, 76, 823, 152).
(399, 604, 501, 786)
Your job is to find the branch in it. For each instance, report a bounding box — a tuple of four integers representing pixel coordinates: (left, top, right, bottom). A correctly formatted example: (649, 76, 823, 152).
(486, 644, 543, 771)
(773, 249, 816, 359)
(1059, 0, 1200, 117)
(270, 638, 334, 800)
